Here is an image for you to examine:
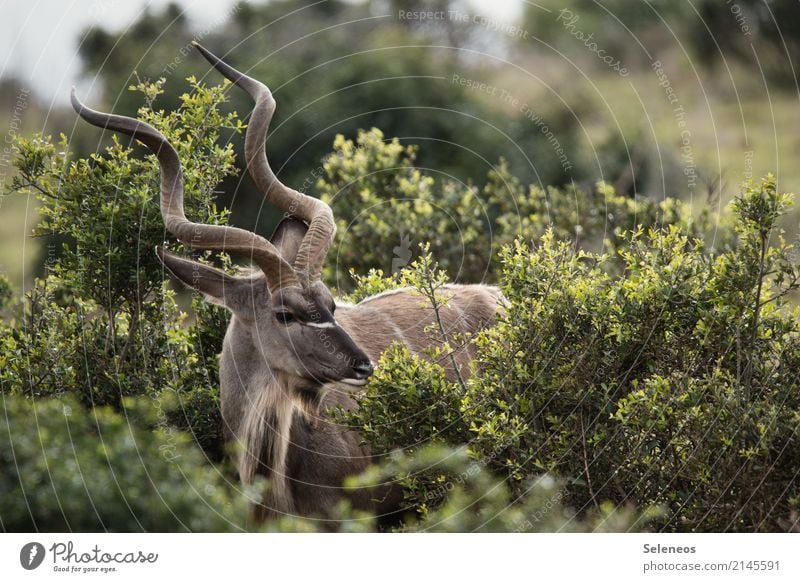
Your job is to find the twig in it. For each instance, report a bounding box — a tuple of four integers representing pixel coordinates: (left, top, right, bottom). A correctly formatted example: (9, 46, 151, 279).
(580, 413, 601, 513)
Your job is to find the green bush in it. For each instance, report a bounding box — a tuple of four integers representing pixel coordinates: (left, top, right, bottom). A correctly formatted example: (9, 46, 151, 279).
(347, 175, 800, 532)
(0, 394, 251, 532)
(2, 78, 236, 459)
(319, 129, 706, 288)
(346, 445, 656, 532)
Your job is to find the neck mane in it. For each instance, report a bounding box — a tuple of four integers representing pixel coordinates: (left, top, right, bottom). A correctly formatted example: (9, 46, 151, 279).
(239, 370, 297, 517)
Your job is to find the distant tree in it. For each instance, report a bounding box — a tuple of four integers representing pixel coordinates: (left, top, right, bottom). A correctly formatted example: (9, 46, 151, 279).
(691, 0, 800, 86)
(522, 0, 799, 86)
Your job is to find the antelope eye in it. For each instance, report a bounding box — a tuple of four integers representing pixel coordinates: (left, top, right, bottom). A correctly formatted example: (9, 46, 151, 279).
(275, 311, 295, 325)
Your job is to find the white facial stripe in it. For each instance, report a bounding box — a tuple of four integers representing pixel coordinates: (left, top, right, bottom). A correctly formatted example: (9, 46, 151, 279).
(304, 321, 337, 329)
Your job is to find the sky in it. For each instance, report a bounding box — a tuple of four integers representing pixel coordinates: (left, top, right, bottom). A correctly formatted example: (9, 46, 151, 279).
(0, 0, 523, 107)
(0, 0, 251, 106)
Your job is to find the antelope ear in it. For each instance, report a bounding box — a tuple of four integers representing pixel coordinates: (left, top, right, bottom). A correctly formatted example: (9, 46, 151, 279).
(155, 247, 261, 314)
(269, 217, 308, 264)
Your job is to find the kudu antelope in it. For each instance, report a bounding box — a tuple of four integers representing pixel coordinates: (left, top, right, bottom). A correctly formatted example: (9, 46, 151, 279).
(71, 42, 501, 521)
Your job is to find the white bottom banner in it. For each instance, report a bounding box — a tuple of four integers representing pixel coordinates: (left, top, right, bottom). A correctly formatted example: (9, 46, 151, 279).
(1, 533, 798, 581)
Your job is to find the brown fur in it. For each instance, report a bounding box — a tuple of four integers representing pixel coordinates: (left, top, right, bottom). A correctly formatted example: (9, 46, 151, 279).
(223, 283, 501, 522)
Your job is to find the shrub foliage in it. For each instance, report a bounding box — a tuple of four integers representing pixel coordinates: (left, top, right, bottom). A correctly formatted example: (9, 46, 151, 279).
(348, 175, 800, 532)
(0, 394, 251, 532)
(318, 129, 707, 288)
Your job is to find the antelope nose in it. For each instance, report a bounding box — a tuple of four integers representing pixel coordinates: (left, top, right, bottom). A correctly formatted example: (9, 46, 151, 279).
(352, 360, 374, 380)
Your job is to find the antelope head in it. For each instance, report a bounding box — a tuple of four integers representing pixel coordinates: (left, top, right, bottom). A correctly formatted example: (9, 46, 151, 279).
(71, 43, 373, 389)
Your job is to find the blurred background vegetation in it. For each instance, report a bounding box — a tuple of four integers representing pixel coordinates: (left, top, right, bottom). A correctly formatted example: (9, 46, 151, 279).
(2, 0, 799, 532)
(2, 0, 799, 287)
